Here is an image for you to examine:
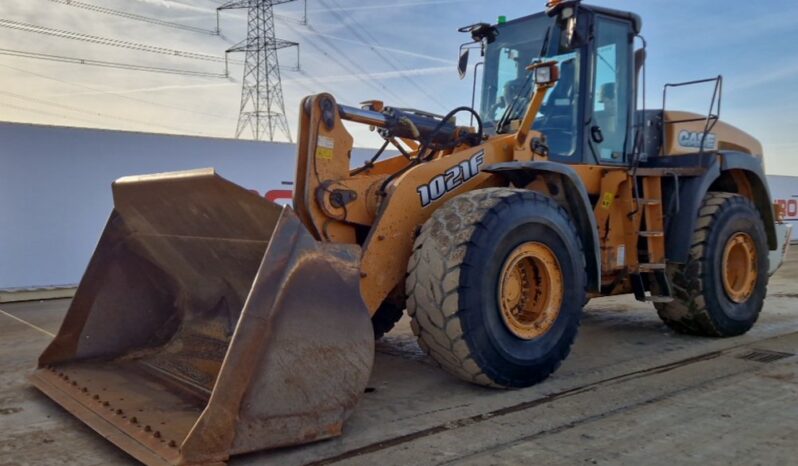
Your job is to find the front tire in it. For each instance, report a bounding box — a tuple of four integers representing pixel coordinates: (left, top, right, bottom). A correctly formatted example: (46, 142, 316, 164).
(406, 188, 586, 388)
(656, 192, 768, 336)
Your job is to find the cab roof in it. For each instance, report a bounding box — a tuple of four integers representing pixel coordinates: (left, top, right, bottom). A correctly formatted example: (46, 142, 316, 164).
(497, 3, 642, 35)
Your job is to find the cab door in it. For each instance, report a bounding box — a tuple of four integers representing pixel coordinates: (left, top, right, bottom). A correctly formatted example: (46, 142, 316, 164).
(589, 15, 634, 164)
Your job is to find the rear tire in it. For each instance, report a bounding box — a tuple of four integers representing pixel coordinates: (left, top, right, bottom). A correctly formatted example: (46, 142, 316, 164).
(406, 188, 586, 388)
(655, 192, 768, 337)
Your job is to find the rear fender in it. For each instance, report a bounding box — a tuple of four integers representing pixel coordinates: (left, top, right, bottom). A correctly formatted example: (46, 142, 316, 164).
(665, 152, 777, 263)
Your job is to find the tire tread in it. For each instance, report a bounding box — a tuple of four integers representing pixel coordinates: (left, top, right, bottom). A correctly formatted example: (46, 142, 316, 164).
(655, 192, 766, 336)
(407, 188, 585, 387)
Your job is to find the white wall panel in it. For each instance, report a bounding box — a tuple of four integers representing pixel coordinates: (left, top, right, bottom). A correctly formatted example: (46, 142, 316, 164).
(0, 122, 372, 290)
(2, 121, 797, 290)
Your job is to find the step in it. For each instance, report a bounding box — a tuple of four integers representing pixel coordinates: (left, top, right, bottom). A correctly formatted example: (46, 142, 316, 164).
(639, 263, 667, 271)
(639, 231, 665, 238)
(632, 167, 705, 177)
(637, 198, 661, 206)
(645, 296, 674, 304)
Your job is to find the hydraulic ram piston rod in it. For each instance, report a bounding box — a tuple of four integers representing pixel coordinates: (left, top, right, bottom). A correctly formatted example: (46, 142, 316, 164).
(338, 104, 460, 144)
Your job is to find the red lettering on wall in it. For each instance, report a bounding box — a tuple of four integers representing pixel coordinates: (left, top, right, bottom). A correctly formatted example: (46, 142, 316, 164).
(265, 189, 294, 203)
(775, 199, 798, 220)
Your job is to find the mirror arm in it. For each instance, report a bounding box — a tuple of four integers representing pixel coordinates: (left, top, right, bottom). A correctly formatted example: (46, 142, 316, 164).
(458, 41, 484, 80)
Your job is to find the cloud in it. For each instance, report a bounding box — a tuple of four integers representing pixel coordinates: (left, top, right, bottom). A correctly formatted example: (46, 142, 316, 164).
(307, 0, 479, 13)
(306, 30, 453, 65)
(47, 81, 238, 98)
(129, 0, 214, 14)
(288, 66, 452, 85)
(726, 62, 798, 92)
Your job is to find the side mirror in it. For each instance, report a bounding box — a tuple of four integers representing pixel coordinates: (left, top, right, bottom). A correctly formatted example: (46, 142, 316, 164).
(456, 22, 497, 79)
(458, 48, 470, 80)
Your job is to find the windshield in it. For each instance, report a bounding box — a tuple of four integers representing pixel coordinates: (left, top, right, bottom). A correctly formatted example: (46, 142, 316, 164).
(479, 14, 582, 156)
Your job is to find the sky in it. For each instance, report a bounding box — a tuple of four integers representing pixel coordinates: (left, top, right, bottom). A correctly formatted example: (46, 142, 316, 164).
(0, 0, 797, 174)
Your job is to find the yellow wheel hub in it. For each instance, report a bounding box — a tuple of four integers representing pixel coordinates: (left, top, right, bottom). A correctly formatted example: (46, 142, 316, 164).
(498, 242, 564, 340)
(721, 232, 758, 304)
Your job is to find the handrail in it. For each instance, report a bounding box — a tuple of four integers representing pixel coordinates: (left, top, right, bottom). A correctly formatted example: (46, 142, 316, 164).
(661, 75, 723, 154)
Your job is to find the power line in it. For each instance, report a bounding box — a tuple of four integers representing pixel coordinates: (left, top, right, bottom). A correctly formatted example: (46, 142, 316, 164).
(211, 0, 403, 102)
(290, 66, 451, 86)
(2, 101, 110, 128)
(0, 47, 229, 78)
(211, 0, 411, 104)
(293, 28, 390, 97)
(290, 69, 329, 95)
(0, 2, 243, 135)
(284, 21, 408, 104)
(210, 0, 307, 25)
(304, 29, 452, 65)
(213, 0, 451, 65)
(0, 18, 241, 64)
(319, 0, 449, 112)
(47, 0, 219, 35)
(0, 0, 433, 135)
(274, 12, 306, 25)
(306, 0, 477, 13)
(0, 62, 235, 121)
(218, 0, 298, 142)
(0, 89, 207, 135)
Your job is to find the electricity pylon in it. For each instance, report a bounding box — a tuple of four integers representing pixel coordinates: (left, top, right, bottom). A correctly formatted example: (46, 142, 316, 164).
(218, 0, 298, 142)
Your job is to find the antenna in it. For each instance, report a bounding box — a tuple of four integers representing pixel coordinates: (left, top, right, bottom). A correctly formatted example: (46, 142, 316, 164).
(218, 0, 299, 142)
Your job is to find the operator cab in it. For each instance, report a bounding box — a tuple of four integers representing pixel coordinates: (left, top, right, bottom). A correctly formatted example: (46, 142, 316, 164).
(469, 2, 641, 164)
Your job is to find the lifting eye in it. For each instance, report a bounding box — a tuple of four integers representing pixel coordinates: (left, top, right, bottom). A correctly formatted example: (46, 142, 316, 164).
(320, 96, 336, 130)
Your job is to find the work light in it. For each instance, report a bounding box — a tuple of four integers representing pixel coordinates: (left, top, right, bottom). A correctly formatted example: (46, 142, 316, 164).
(533, 62, 560, 86)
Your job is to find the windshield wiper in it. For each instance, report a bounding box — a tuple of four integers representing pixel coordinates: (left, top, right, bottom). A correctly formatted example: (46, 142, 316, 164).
(496, 74, 533, 134)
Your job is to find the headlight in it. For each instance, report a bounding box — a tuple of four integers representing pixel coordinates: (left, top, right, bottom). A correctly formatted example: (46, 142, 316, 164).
(535, 66, 552, 84)
(533, 62, 559, 86)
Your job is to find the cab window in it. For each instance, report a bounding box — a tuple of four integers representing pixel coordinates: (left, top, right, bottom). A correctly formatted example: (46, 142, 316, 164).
(532, 51, 579, 157)
(489, 48, 522, 122)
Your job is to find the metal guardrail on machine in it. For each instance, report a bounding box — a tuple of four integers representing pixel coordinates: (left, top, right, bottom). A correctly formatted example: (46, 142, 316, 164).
(662, 75, 723, 154)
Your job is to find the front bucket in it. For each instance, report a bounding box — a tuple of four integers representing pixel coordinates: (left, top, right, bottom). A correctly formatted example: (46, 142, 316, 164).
(30, 168, 374, 465)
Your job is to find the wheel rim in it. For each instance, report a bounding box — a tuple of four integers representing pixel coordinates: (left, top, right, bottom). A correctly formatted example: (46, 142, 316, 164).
(497, 242, 564, 340)
(721, 232, 758, 304)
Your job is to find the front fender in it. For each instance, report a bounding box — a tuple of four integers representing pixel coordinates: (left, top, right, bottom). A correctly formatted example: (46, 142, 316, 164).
(484, 161, 602, 293)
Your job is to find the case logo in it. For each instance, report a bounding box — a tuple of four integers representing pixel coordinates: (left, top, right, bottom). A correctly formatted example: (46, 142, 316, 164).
(417, 151, 485, 207)
(678, 130, 717, 150)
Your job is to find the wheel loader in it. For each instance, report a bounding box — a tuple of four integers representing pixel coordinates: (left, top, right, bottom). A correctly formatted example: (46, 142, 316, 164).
(30, 1, 792, 464)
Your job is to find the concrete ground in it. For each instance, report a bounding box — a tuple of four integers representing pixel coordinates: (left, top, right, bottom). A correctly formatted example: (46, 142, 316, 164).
(2, 253, 797, 466)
